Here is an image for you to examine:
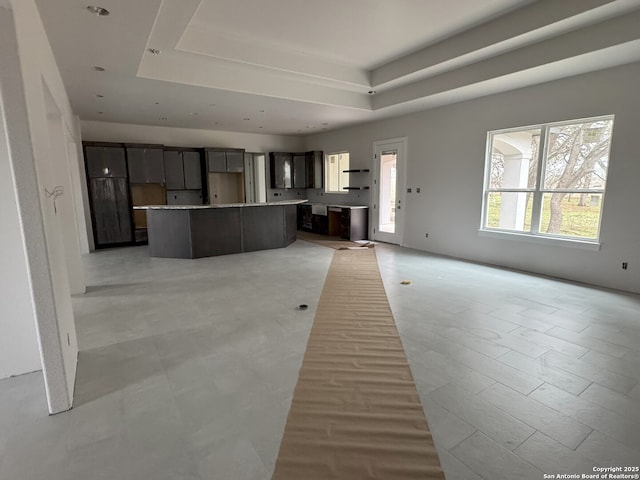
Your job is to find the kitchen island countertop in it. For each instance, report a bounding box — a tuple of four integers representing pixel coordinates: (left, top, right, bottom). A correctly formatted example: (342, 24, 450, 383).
(135, 199, 307, 210)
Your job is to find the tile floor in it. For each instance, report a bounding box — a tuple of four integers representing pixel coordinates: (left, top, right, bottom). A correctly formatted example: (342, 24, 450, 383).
(1, 240, 639, 479)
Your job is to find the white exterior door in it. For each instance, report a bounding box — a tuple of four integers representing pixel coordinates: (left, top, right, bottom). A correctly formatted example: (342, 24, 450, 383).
(372, 138, 407, 245)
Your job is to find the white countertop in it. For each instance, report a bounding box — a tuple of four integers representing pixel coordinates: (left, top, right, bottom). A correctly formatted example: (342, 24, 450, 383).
(327, 205, 368, 209)
(135, 200, 308, 210)
(302, 203, 368, 210)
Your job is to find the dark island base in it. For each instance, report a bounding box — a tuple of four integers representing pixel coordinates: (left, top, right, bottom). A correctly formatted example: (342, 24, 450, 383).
(146, 204, 297, 259)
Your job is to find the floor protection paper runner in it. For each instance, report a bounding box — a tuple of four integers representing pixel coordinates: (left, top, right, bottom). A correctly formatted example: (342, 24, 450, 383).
(273, 247, 445, 480)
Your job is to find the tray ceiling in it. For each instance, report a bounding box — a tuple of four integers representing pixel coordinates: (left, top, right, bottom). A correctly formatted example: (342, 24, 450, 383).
(36, 0, 640, 135)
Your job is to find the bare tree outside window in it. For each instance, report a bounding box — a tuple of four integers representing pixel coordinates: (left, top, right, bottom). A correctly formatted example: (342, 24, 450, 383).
(483, 116, 613, 241)
(542, 121, 612, 234)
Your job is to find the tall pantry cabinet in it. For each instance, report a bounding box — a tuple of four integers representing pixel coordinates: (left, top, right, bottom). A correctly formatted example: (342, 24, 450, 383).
(84, 143, 133, 247)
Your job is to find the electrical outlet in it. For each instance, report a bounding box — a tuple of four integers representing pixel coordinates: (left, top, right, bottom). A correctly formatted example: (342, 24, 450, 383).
(622, 262, 628, 270)
(416, 188, 421, 193)
(425, 233, 429, 238)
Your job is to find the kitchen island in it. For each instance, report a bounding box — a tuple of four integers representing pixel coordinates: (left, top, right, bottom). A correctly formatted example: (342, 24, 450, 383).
(138, 200, 306, 259)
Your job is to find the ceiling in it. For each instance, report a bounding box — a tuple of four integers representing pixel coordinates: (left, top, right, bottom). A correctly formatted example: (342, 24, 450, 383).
(36, 0, 640, 136)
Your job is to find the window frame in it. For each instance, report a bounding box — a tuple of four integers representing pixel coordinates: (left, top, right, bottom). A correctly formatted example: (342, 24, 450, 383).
(324, 151, 350, 194)
(480, 115, 614, 246)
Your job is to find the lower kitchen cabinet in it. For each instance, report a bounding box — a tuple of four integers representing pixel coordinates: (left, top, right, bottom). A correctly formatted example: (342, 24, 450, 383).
(311, 214, 328, 235)
(341, 207, 368, 241)
(328, 206, 368, 241)
(299, 205, 369, 241)
(298, 204, 312, 230)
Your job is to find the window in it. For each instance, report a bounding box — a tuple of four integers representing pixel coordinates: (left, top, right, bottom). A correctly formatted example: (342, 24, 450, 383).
(325, 152, 350, 193)
(481, 116, 614, 242)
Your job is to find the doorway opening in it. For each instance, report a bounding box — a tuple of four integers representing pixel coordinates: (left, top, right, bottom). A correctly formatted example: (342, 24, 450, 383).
(372, 138, 407, 245)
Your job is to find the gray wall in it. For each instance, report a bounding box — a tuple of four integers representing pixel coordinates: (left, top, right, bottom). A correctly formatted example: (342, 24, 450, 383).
(305, 62, 640, 293)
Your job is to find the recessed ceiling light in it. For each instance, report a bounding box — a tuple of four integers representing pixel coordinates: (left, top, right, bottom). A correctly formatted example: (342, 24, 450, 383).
(368, 90, 376, 95)
(92, 66, 105, 72)
(86, 5, 109, 16)
(147, 48, 161, 55)
(96, 94, 104, 98)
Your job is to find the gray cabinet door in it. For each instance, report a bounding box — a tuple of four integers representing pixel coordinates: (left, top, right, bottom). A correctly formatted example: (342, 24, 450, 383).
(183, 151, 202, 189)
(85, 146, 127, 178)
(293, 154, 307, 188)
(226, 151, 244, 172)
(163, 151, 184, 190)
(270, 153, 293, 188)
(308, 150, 324, 189)
(207, 151, 226, 172)
(90, 177, 132, 245)
(166, 190, 203, 205)
(127, 147, 165, 183)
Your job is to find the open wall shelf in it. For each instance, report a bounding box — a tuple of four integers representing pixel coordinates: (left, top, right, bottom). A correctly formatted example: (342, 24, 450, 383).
(342, 168, 370, 190)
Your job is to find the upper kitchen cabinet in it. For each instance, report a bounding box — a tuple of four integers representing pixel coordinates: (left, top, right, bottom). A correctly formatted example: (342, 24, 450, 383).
(293, 154, 307, 189)
(163, 150, 183, 190)
(269, 152, 293, 189)
(164, 149, 203, 190)
(270, 151, 323, 189)
(206, 148, 245, 173)
(306, 150, 323, 189)
(85, 144, 128, 178)
(183, 151, 203, 189)
(225, 150, 244, 172)
(126, 145, 165, 184)
(207, 150, 226, 173)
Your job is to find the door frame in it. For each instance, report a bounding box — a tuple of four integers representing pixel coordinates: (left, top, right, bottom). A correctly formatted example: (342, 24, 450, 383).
(371, 137, 408, 246)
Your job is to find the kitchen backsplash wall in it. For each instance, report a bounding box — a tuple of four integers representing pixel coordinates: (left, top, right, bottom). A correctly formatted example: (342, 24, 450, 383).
(306, 189, 370, 206)
(266, 187, 369, 206)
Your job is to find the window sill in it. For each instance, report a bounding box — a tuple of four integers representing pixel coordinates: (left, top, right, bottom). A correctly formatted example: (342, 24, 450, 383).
(478, 229, 601, 251)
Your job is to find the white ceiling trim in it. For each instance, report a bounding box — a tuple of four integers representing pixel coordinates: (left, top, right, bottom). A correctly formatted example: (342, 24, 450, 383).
(370, 0, 628, 87)
(369, 40, 640, 120)
(176, 23, 370, 88)
(138, 49, 372, 110)
(140, 0, 640, 114)
(374, 11, 640, 110)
